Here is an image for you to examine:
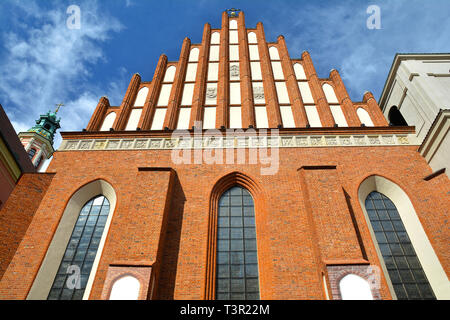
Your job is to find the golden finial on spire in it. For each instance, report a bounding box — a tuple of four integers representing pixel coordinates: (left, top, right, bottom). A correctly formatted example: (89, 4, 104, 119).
(226, 8, 241, 17)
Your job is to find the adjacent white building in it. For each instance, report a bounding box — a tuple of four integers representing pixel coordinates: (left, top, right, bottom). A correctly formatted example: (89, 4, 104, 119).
(379, 53, 450, 177)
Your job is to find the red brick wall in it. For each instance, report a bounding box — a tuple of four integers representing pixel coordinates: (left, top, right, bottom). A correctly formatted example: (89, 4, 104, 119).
(0, 145, 448, 300)
(0, 173, 54, 278)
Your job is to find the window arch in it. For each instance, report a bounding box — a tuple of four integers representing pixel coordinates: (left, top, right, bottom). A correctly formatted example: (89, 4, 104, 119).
(215, 186, 260, 300)
(100, 112, 116, 131)
(364, 191, 435, 300)
(247, 32, 257, 44)
(358, 175, 448, 299)
(47, 195, 111, 300)
(322, 83, 339, 104)
(356, 107, 374, 127)
(189, 48, 199, 62)
(293, 63, 307, 80)
(109, 275, 140, 300)
(339, 274, 374, 300)
(163, 65, 177, 82)
(388, 106, 408, 126)
(211, 32, 220, 44)
(134, 87, 149, 107)
(27, 179, 117, 300)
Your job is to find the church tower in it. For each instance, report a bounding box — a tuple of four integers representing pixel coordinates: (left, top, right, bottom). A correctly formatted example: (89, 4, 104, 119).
(18, 108, 61, 170)
(0, 10, 448, 301)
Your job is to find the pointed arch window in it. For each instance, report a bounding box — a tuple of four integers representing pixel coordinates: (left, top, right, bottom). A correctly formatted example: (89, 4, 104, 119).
(365, 191, 435, 300)
(216, 186, 260, 300)
(47, 195, 110, 300)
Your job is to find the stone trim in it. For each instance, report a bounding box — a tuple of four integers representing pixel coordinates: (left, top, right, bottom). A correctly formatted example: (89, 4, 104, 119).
(59, 134, 417, 151)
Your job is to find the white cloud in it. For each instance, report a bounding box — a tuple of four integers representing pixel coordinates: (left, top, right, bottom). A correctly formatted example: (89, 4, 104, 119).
(0, 0, 125, 150)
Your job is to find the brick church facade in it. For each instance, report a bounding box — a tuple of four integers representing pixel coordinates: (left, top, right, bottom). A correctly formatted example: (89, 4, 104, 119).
(0, 11, 448, 300)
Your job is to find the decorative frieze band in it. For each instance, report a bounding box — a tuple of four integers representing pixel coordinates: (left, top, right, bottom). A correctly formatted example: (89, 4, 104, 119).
(59, 134, 417, 152)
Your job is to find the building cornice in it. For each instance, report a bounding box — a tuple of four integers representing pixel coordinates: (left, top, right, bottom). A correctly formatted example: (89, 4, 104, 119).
(418, 109, 450, 160)
(378, 53, 450, 112)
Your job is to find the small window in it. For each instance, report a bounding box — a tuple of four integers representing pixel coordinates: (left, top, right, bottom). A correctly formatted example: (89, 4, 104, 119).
(109, 276, 140, 300)
(339, 274, 373, 300)
(34, 156, 43, 169)
(28, 148, 36, 160)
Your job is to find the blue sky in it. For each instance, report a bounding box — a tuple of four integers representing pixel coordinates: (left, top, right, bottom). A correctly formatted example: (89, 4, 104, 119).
(1, 0, 450, 158)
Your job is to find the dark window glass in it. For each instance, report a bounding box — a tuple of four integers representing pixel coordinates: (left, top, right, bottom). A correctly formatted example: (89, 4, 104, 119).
(216, 186, 260, 300)
(365, 191, 435, 300)
(47, 195, 110, 300)
(28, 148, 36, 160)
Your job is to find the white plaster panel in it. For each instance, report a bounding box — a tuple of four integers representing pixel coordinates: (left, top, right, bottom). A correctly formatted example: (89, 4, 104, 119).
(280, 106, 296, 128)
(330, 105, 348, 127)
(293, 63, 307, 80)
(249, 45, 260, 60)
(357, 108, 374, 127)
(275, 82, 290, 104)
(323, 83, 339, 104)
(269, 46, 280, 60)
(100, 112, 116, 131)
(134, 87, 149, 107)
(250, 62, 262, 80)
(209, 45, 220, 61)
(157, 84, 172, 106)
(255, 106, 269, 128)
(271, 61, 284, 80)
(185, 63, 198, 82)
(229, 45, 239, 61)
(176, 108, 191, 130)
(230, 82, 241, 105)
(151, 108, 167, 130)
(229, 106, 242, 128)
(203, 107, 216, 129)
(125, 108, 142, 131)
(229, 20, 238, 29)
(305, 105, 322, 127)
(188, 48, 199, 62)
(211, 32, 220, 44)
(248, 32, 257, 44)
(208, 63, 219, 81)
(163, 66, 176, 82)
(298, 82, 314, 104)
(229, 30, 239, 44)
(181, 83, 195, 106)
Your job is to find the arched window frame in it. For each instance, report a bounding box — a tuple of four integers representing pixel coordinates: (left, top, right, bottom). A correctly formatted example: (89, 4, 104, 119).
(204, 172, 268, 300)
(339, 273, 374, 300)
(109, 275, 141, 300)
(357, 175, 449, 300)
(27, 179, 117, 300)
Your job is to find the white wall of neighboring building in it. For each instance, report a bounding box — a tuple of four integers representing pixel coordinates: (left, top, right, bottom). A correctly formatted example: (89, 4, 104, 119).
(379, 54, 450, 177)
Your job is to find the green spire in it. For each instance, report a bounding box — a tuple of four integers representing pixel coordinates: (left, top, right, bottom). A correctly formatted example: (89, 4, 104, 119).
(27, 107, 62, 145)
